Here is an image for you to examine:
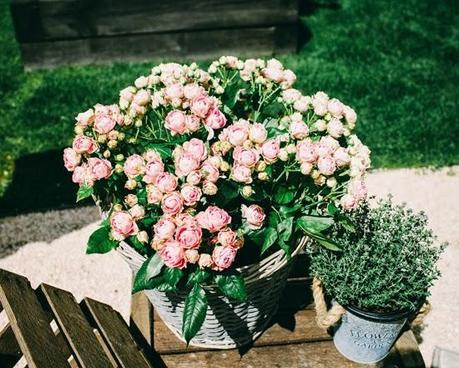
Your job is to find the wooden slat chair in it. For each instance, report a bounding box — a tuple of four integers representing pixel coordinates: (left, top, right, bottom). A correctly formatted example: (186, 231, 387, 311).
(0, 258, 426, 368)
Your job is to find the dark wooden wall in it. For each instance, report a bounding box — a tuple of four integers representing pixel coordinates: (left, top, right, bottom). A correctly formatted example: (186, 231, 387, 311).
(10, 0, 299, 69)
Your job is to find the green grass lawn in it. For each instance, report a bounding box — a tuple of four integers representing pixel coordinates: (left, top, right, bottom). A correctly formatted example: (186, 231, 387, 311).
(0, 0, 458, 197)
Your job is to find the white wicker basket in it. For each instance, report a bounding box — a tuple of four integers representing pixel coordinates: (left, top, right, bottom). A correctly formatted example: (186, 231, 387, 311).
(117, 237, 307, 349)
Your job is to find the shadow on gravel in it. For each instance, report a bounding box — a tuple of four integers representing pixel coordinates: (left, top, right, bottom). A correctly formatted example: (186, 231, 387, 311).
(0, 149, 92, 218)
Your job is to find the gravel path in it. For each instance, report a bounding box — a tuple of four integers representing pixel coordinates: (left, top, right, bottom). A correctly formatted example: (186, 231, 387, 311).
(0, 166, 457, 366)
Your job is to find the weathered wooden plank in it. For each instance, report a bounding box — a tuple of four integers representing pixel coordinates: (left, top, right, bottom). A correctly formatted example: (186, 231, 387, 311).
(40, 284, 115, 368)
(131, 292, 154, 346)
(154, 308, 330, 354)
(11, 0, 298, 42)
(19, 24, 297, 70)
(83, 297, 152, 368)
(0, 269, 69, 368)
(161, 340, 369, 368)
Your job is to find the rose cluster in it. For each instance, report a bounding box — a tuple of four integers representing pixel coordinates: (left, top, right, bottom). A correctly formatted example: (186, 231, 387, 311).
(64, 56, 371, 276)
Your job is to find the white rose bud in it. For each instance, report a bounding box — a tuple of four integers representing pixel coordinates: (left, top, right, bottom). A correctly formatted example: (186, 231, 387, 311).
(103, 150, 111, 158)
(314, 175, 326, 186)
(258, 172, 269, 181)
(198, 253, 213, 268)
(209, 156, 222, 168)
(300, 162, 313, 175)
(314, 119, 327, 131)
(136, 231, 149, 244)
(97, 134, 107, 144)
(185, 249, 199, 264)
(115, 164, 124, 173)
(215, 86, 224, 94)
(115, 154, 124, 161)
(125, 179, 137, 190)
(202, 181, 218, 195)
(124, 194, 138, 207)
(242, 186, 253, 198)
(278, 149, 289, 161)
(107, 140, 117, 149)
(113, 204, 123, 212)
(134, 76, 149, 89)
(74, 125, 85, 135)
(118, 132, 125, 141)
(311, 169, 320, 179)
(256, 161, 267, 172)
(243, 140, 254, 149)
(286, 144, 296, 154)
(326, 177, 337, 188)
(134, 120, 143, 128)
(220, 161, 230, 172)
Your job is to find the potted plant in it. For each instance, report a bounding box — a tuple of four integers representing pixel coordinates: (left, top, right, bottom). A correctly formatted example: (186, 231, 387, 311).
(63, 56, 371, 348)
(308, 198, 445, 363)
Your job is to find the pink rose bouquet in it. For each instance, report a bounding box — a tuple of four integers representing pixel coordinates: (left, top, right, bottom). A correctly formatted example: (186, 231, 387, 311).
(64, 57, 370, 342)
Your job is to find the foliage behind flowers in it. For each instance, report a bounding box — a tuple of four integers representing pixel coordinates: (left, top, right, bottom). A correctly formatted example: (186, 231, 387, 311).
(308, 198, 445, 314)
(63, 56, 370, 341)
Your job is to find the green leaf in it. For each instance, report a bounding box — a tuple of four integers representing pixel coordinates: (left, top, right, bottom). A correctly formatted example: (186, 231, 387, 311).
(327, 202, 338, 215)
(129, 235, 147, 252)
(133, 253, 164, 293)
(146, 144, 172, 159)
(164, 267, 184, 288)
(305, 231, 342, 251)
(261, 227, 278, 254)
(273, 186, 295, 205)
(296, 215, 334, 234)
(182, 284, 208, 344)
(277, 217, 294, 241)
(86, 226, 117, 254)
(77, 185, 94, 202)
(246, 228, 266, 246)
(279, 203, 302, 217)
(336, 213, 356, 233)
(156, 282, 177, 292)
(214, 274, 247, 302)
(137, 189, 148, 206)
(187, 268, 211, 287)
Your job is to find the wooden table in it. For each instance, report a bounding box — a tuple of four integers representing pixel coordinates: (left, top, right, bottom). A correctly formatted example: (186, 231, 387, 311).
(0, 263, 425, 368)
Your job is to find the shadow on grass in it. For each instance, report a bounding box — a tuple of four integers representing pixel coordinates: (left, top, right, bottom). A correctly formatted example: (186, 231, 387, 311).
(0, 149, 90, 218)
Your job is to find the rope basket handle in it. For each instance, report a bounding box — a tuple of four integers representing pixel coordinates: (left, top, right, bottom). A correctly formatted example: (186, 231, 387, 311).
(312, 277, 431, 330)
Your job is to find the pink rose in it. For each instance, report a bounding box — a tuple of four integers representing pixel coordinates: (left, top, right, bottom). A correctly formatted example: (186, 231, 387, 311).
(165, 83, 184, 100)
(72, 136, 97, 154)
(143, 160, 164, 184)
(185, 249, 200, 264)
(191, 95, 212, 118)
(212, 246, 237, 271)
(155, 173, 178, 193)
(282, 69, 296, 89)
(175, 213, 197, 226)
(263, 67, 284, 83)
(93, 105, 121, 132)
(183, 83, 203, 100)
(180, 185, 202, 206)
(296, 140, 318, 163)
(293, 96, 311, 112)
(317, 136, 339, 156)
(186, 170, 202, 185)
(217, 228, 239, 248)
(233, 147, 260, 168)
(124, 194, 138, 207)
(94, 116, 116, 134)
(249, 123, 268, 144)
(205, 108, 227, 129)
(153, 217, 176, 240)
(290, 121, 309, 139)
(175, 224, 202, 249)
(72, 164, 94, 186)
(159, 240, 186, 269)
(183, 138, 207, 161)
(63, 148, 81, 171)
(334, 147, 350, 167)
(349, 180, 367, 201)
(147, 185, 163, 204)
(226, 121, 249, 146)
(282, 88, 301, 103)
(340, 194, 357, 210)
(134, 76, 149, 89)
(165, 110, 187, 135)
(231, 164, 252, 183)
(76, 109, 94, 126)
(344, 106, 357, 125)
(133, 90, 151, 106)
(317, 156, 336, 176)
(129, 204, 145, 220)
(261, 139, 280, 163)
(198, 253, 213, 268)
(161, 192, 183, 215)
(200, 161, 220, 183)
(185, 114, 201, 132)
(196, 206, 231, 233)
(327, 118, 344, 138)
(120, 87, 135, 102)
(175, 152, 201, 177)
(327, 98, 344, 118)
(241, 204, 265, 230)
(123, 154, 145, 177)
(88, 158, 112, 180)
(110, 212, 138, 239)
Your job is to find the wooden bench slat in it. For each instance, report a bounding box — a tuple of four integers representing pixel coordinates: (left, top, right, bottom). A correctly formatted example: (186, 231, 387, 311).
(40, 284, 115, 368)
(0, 269, 70, 368)
(83, 298, 152, 368)
(10, 0, 298, 42)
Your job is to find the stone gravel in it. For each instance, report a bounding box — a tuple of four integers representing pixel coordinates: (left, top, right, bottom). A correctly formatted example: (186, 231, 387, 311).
(0, 166, 457, 366)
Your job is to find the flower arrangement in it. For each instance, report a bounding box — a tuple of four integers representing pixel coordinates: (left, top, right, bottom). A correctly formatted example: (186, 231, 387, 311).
(64, 56, 370, 342)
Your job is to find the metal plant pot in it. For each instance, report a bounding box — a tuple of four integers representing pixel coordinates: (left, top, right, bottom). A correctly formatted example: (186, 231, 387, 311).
(333, 304, 413, 364)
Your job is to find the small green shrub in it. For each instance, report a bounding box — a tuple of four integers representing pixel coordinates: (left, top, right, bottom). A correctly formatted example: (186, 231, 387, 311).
(308, 198, 446, 313)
